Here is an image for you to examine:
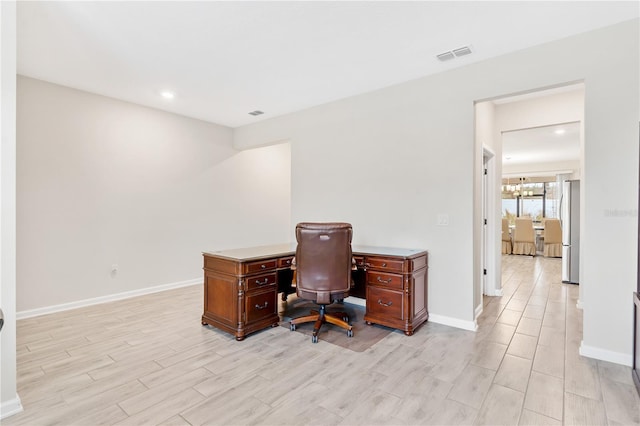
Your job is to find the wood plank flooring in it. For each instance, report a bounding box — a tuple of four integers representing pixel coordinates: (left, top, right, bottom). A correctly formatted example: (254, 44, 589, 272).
(5, 254, 640, 425)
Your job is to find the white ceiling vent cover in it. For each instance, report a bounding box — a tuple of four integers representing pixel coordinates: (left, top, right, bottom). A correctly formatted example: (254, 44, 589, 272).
(436, 51, 455, 61)
(437, 45, 473, 62)
(453, 46, 473, 57)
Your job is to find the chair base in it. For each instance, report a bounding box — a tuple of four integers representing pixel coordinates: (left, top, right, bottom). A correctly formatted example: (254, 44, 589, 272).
(502, 240, 512, 255)
(512, 241, 536, 256)
(543, 243, 562, 258)
(290, 304, 353, 343)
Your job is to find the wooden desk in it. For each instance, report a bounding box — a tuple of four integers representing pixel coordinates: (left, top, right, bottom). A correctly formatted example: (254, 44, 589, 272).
(202, 244, 428, 340)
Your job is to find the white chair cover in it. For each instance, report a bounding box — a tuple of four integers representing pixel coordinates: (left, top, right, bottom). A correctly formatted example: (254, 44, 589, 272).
(543, 219, 562, 258)
(512, 217, 536, 256)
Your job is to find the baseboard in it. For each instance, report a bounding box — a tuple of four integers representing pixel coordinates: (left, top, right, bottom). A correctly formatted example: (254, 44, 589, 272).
(0, 395, 23, 420)
(475, 304, 483, 320)
(579, 341, 632, 366)
(17, 278, 201, 320)
(484, 288, 503, 297)
(429, 313, 478, 331)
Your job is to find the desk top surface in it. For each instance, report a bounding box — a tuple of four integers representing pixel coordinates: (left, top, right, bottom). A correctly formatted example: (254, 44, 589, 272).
(203, 243, 427, 262)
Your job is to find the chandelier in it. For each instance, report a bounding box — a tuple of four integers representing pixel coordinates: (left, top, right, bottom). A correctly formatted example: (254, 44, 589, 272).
(502, 177, 533, 198)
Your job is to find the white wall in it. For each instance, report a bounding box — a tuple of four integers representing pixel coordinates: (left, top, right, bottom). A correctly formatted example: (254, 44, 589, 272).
(496, 88, 585, 177)
(496, 89, 585, 132)
(502, 160, 581, 177)
(581, 20, 639, 363)
(235, 19, 640, 361)
(1, 1, 21, 419)
(477, 101, 498, 152)
(476, 101, 501, 300)
(238, 78, 479, 330)
(17, 76, 291, 314)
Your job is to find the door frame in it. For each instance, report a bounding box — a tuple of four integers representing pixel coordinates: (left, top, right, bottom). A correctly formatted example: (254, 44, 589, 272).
(482, 146, 501, 297)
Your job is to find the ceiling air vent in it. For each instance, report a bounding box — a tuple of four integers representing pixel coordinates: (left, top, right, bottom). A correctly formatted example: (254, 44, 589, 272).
(436, 51, 455, 62)
(453, 46, 472, 57)
(436, 45, 473, 62)
(248, 110, 264, 116)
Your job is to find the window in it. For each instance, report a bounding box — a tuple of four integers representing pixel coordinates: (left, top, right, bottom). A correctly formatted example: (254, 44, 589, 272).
(502, 179, 559, 224)
(544, 181, 559, 218)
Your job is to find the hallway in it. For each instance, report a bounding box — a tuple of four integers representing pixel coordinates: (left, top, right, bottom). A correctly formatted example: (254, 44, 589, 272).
(483, 254, 640, 424)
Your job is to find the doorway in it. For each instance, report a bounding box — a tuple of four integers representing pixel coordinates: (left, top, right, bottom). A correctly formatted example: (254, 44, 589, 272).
(476, 82, 585, 299)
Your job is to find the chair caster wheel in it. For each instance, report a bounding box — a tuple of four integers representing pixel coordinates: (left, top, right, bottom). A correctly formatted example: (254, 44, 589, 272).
(312, 335, 318, 343)
(347, 329, 353, 338)
(290, 323, 296, 331)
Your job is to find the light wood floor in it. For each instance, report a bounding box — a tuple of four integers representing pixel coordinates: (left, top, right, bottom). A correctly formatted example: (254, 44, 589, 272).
(5, 255, 640, 425)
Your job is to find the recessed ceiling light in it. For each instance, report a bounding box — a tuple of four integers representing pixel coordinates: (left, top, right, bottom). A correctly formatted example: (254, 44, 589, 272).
(248, 110, 264, 116)
(161, 91, 175, 100)
(554, 129, 566, 135)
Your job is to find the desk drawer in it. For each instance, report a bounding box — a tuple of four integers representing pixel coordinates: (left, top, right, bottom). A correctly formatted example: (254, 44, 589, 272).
(365, 256, 404, 273)
(366, 287, 403, 321)
(246, 291, 277, 323)
(246, 272, 277, 291)
(367, 271, 403, 290)
(278, 256, 294, 268)
(245, 259, 277, 274)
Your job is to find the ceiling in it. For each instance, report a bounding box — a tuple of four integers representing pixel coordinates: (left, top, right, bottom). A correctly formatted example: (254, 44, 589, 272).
(17, 1, 639, 128)
(502, 121, 581, 167)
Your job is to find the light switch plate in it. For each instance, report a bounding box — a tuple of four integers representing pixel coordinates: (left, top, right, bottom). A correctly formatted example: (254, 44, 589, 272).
(437, 214, 449, 226)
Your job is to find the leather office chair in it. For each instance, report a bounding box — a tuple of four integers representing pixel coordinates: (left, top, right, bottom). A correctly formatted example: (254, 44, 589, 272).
(502, 218, 512, 254)
(289, 222, 354, 343)
(512, 217, 536, 256)
(543, 218, 562, 257)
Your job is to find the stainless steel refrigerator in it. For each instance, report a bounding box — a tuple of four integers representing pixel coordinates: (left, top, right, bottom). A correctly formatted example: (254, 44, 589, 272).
(561, 180, 580, 284)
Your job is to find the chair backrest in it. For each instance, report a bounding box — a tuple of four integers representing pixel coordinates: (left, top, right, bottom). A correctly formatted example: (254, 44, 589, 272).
(544, 219, 562, 244)
(295, 222, 353, 305)
(502, 218, 510, 242)
(514, 217, 535, 243)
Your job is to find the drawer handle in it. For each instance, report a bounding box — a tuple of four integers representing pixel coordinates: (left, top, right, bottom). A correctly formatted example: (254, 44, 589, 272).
(382, 262, 387, 267)
(377, 299, 393, 307)
(255, 278, 270, 286)
(285, 259, 291, 265)
(261, 264, 266, 269)
(377, 276, 393, 284)
(255, 302, 269, 310)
